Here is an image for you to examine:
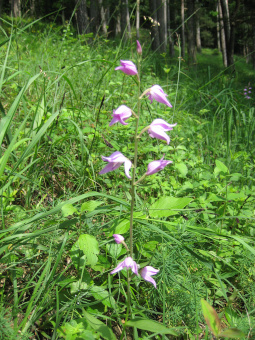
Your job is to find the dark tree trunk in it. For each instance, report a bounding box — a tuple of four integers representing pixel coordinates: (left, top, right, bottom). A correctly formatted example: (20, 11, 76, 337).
(187, 0, 196, 65)
(149, 0, 160, 51)
(253, 24, 255, 70)
(218, 0, 227, 66)
(157, 0, 167, 53)
(30, 0, 35, 17)
(181, 0, 185, 58)
(216, 2, 221, 51)
(90, 0, 99, 34)
(0, 0, 3, 25)
(76, 0, 89, 34)
(121, 0, 131, 40)
(167, 0, 175, 57)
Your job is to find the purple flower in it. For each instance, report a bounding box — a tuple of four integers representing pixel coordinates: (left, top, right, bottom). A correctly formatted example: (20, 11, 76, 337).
(148, 119, 177, 144)
(244, 88, 247, 91)
(99, 151, 132, 179)
(115, 60, 138, 75)
(111, 257, 139, 275)
(136, 40, 142, 55)
(140, 266, 160, 288)
(146, 156, 172, 176)
(113, 234, 124, 244)
(109, 105, 132, 126)
(147, 85, 172, 107)
(249, 87, 252, 89)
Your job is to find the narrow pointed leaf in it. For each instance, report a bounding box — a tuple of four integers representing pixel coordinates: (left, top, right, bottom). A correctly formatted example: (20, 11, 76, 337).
(201, 299, 221, 336)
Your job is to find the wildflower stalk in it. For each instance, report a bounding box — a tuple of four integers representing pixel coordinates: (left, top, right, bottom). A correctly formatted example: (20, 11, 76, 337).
(129, 54, 141, 258)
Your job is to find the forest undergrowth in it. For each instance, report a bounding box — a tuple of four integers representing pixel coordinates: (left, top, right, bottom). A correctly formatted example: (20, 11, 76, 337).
(0, 19, 255, 339)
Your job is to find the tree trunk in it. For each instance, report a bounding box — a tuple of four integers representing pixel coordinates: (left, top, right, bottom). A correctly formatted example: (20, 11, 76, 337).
(220, 0, 231, 66)
(181, 0, 185, 58)
(76, 0, 89, 34)
(121, 0, 131, 40)
(253, 24, 255, 70)
(98, 0, 107, 35)
(167, 0, 175, 57)
(90, 0, 99, 34)
(115, 10, 121, 36)
(30, 0, 35, 17)
(187, 0, 196, 65)
(216, 2, 221, 51)
(11, 0, 21, 17)
(149, 0, 160, 51)
(157, 0, 167, 53)
(136, 0, 140, 39)
(195, 1, 201, 53)
(220, 0, 240, 67)
(218, 0, 227, 67)
(0, 0, 3, 25)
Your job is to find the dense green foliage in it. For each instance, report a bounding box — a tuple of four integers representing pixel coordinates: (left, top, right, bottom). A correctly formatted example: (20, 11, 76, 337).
(0, 18, 255, 339)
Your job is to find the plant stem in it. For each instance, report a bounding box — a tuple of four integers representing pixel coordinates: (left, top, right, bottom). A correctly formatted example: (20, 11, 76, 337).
(129, 56, 141, 258)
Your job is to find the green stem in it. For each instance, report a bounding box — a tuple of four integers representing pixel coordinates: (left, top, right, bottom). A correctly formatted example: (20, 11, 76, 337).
(129, 58, 141, 258)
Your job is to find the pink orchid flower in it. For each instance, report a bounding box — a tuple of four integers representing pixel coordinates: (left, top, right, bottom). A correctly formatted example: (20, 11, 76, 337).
(115, 60, 138, 75)
(111, 257, 139, 275)
(113, 234, 124, 244)
(109, 105, 132, 126)
(99, 151, 132, 179)
(146, 157, 172, 176)
(147, 85, 172, 107)
(140, 266, 160, 288)
(148, 119, 177, 144)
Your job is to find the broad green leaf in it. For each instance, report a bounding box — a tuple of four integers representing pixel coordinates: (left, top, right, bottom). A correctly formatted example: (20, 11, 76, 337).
(62, 204, 78, 217)
(214, 160, 228, 175)
(114, 219, 130, 234)
(149, 196, 192, 218)
(70, 281, 88, 294)
(201, 299, 221, 336)
(80, 200, 104, 212)
(78, 234, 99, 266)
(219, 328, 245, 338)
(175, 162, 188, 177)
(106, 243, 122, 259)
(125, 318, 178, 335)
(90, 286, 115, 308)
(83, 311, 116, 340)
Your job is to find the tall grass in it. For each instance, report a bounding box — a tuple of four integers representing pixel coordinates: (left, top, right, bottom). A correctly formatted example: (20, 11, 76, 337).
(0, 18, 255, 339)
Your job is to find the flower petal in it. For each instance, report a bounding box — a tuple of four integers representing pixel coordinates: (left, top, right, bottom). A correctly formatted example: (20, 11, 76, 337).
(146, 158, 172, 176)
(140, 266, 160, 288)
(148, 126, 170, 144)
(124, 158, 132, 179)
(151, 119, 177, 130)
(99, 162, 122, 175)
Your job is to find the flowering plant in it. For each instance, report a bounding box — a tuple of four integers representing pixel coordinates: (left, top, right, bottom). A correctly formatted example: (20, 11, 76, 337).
(99, 40, 176, 335)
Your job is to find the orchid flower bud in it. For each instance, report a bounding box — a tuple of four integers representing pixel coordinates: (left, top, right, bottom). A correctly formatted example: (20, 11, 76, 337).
(136, 40, 142, 55)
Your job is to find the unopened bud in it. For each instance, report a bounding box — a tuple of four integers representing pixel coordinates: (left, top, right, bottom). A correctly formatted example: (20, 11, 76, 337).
(136, 40, 142, 55)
